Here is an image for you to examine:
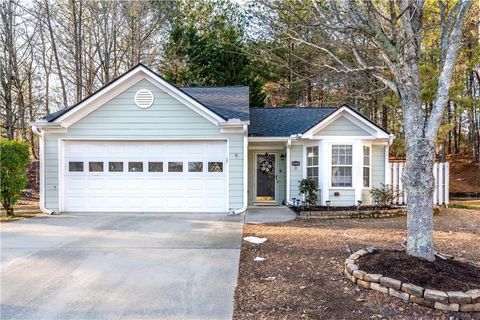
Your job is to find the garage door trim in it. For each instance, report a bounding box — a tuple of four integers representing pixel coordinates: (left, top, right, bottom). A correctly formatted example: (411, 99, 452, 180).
(58, 138, 230, 213)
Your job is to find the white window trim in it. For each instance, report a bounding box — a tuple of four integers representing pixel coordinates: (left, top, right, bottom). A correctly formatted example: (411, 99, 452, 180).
(330, 144, 354, 189)
(306, 145, 319, 187)
(362, 144, 372, 188)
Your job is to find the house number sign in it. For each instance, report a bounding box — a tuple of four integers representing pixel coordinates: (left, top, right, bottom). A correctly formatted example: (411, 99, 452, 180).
(291, 161, 300, 167)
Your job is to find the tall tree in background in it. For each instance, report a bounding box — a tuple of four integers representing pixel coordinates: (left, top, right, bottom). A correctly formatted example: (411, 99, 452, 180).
(260, 0, 471, 260)
(162, 0, 265, 107)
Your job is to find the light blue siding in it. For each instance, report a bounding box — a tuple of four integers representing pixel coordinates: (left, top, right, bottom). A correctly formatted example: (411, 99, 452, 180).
(289, 145, 304, 201)
(372, 145, 386, 187)
(316, 116, 369, 136)
(329, 189, 355, 206)
(44, 79, 244, 212)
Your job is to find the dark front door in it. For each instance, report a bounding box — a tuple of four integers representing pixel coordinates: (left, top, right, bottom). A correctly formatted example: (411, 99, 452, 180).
(256, 153, 276, 202)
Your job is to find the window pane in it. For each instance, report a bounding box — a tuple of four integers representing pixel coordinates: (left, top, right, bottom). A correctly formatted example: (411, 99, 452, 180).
(208, 162, 223, 172)
(188, 162, 203, 172)
(109, 162, 123, 172)
(168, 162, 183, 172)
(69, 162, 84, 172)
(363, 146, 370, 166)
(307, 146, 319, 166)
(307, 167, 318, 179)
(332, 145, 352, 165)
(89, 162, 103, 172)
(128, 162, 143, 172)
(332, 166, 352, 187)
(363, 167, 370, 187)
(148, 162, 163, 172)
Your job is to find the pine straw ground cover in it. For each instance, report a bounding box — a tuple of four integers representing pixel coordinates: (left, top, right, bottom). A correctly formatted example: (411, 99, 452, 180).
(233, 208, 480, 320)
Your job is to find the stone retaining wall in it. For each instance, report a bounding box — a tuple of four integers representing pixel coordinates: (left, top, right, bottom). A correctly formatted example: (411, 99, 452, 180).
(299, 209, 407, 220)
(344, 248, 480, 312)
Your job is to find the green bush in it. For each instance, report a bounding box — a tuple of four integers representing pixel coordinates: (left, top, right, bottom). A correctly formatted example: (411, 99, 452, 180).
(370, 183, 398, 206)
(0, 138, 30, 217)
(298, 178, 318, 206)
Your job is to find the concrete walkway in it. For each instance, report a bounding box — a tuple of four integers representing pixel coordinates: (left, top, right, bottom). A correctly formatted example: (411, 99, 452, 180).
(245, 206, 297, 224)
(1, 212, 244, 320)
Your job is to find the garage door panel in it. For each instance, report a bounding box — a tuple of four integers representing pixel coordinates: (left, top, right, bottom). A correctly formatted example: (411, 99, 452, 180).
(65, 178, 86, 192)
(206, 197, 226, 210)
(187, 197, 204, 209)
(144, 178, 165, 193)
(125, 196, 146, 209)
(104, 197, 125, 209)
(105, 178, 125, 191)
(167, 197, 184, 209)
(87, 196, 106, 210)
(63, 140, 227, 212)
(64, 196, 86, 210)
(87, 179, 105, 190)
(207, 179, 225, 191)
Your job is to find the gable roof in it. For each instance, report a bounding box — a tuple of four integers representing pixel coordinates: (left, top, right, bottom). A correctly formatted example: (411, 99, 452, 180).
(39, 64, 250, 124)
(248, 107, 338, 137)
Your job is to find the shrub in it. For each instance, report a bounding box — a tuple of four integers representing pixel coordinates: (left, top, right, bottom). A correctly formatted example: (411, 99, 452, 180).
(370, 183, 398, 206)
(0, 138, 30, 217)
(298, 178, 318, 206)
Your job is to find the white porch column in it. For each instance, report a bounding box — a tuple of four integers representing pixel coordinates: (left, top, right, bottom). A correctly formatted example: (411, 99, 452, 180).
(286, 139, 291, 204)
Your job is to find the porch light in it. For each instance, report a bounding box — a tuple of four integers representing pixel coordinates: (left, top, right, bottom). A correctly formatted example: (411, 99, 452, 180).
(280, 153, 285, 160)
(325, 200, 331, 207)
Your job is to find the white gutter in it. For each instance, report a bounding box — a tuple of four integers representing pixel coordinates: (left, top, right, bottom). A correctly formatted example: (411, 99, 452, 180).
(31, 126, 55, 215)
(232, 124, 249, 215)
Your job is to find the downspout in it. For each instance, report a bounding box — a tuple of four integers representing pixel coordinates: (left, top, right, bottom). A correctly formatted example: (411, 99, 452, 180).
(285, 138, 292, 205)
(232, 124, 249, 214)
(31, 126, 55, 215)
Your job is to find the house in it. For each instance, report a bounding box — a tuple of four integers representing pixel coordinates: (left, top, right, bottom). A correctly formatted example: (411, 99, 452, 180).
(30, 64, 393, 214)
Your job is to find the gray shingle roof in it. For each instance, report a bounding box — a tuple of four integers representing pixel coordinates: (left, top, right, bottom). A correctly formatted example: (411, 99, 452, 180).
(248, 107, 338, 137)
(181, 86, 249, 121)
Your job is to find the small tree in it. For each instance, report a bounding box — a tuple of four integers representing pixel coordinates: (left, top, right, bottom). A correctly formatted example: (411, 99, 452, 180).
(0, 138, 30, 217)
(298, 179, 318, 206)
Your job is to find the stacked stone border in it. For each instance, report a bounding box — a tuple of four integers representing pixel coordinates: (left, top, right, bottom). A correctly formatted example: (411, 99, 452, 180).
(298, 209, 407, 220)
(344, 248, 480, 312)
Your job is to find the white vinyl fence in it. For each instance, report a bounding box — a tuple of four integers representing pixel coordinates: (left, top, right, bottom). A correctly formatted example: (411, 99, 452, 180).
(388, 162, 449, 205)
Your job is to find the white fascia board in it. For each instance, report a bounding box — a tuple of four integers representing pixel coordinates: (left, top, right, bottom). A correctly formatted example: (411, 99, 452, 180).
(302, 106, 389, 139)
(51, 66, 225, 128)
(248, 137, 290, 142)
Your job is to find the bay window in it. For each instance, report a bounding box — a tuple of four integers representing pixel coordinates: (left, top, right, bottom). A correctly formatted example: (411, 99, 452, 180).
(331, 145, 352, 187)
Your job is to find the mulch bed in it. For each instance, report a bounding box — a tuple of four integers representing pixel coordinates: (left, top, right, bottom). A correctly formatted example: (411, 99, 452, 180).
(357, 250, 480, 291)
(233, 207, 480, 320)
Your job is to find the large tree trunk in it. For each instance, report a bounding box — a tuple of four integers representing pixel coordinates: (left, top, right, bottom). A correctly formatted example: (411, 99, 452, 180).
(403, 138, 436, 261)
(398, 77, 436, 262)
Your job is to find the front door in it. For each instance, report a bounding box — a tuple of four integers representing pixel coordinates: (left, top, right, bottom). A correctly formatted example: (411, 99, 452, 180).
(255, 153, 276, 203)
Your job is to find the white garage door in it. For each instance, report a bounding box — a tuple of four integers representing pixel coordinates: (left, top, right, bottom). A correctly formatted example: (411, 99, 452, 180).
(62, 140, 228, 212)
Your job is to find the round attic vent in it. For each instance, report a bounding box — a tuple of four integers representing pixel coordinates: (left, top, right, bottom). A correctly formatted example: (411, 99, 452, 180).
(134, 89, 154, 109)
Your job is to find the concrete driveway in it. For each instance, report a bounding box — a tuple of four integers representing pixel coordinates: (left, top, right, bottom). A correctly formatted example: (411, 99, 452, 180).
(1, 212, 244, 320)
